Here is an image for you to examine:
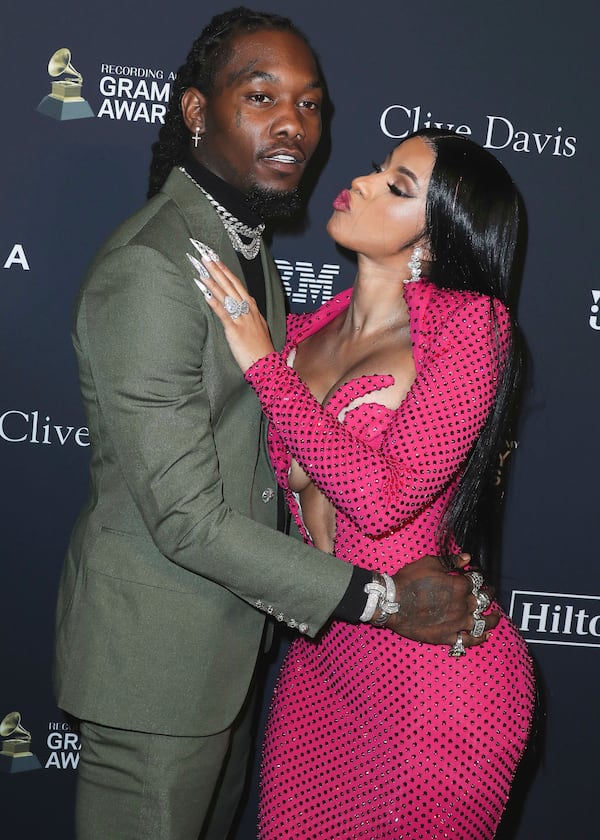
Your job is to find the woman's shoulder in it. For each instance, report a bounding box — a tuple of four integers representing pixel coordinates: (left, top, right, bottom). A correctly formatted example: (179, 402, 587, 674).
(286, 288, 353, 344)
(407, 279, 509, 323)
(406, 280, 510, 366)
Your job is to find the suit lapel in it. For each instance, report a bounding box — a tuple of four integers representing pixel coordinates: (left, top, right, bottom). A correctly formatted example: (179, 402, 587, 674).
(261, 246, 287, 351)
(162, 167, 286, 349)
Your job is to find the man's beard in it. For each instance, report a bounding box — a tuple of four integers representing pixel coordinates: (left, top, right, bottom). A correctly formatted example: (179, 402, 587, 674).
(244, 185, 304, 221)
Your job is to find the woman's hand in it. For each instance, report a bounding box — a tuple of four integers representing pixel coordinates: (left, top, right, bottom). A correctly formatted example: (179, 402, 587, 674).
(188, 243, 276, 372)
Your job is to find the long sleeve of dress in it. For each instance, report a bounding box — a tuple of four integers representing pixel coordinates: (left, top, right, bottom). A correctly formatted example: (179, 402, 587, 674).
(245, 289, 510, 537)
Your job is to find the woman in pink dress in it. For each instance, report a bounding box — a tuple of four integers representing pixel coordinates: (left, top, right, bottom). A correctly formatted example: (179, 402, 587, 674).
(200, 129, 536, 839)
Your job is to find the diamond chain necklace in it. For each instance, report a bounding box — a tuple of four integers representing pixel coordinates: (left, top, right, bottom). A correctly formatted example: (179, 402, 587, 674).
(178, 166, 265, 260)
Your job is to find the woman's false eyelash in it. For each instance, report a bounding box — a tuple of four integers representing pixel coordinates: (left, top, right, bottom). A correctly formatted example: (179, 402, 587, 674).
(387, 183, 405, 196)
(371, 160, 406, 196)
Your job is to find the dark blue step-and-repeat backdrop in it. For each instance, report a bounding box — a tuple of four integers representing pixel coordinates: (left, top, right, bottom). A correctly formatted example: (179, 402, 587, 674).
(1, 1, 597, 836)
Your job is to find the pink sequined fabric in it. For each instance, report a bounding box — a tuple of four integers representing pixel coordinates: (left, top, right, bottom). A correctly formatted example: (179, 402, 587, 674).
(246, 282, 535, 839)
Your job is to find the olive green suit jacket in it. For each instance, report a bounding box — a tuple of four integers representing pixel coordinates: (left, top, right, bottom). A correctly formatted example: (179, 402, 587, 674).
(53, 168, 352, 736)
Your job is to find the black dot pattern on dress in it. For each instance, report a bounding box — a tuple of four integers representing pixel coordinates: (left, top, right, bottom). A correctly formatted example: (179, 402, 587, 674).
(245, 282, 536, 839)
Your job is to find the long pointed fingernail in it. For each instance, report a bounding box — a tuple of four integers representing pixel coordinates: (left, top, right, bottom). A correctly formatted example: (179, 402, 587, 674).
(195, 279, 211, 298)
(189, 238, 219, 262)
(186, 252, 210, 279)
(186, 254, 212, 298)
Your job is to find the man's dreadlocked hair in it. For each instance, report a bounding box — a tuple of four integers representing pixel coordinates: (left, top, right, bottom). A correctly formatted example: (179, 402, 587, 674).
(147, 7, 315, 199)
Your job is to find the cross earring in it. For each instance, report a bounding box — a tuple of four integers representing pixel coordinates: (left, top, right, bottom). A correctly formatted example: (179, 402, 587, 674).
(192, 126, 203, 148)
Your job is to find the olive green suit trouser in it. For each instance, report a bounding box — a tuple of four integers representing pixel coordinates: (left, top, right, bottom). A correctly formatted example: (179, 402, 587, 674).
(75, 685, 257, 840)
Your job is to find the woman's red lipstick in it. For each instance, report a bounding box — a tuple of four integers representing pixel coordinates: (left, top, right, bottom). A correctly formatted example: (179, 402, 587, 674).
(332, 189, 351, 211)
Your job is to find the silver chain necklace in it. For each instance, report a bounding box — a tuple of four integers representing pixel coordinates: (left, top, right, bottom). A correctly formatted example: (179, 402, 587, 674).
(178, 166, 265, 260)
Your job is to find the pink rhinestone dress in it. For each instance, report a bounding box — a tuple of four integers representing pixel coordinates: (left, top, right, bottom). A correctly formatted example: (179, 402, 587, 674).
(245, 281, 536, 839)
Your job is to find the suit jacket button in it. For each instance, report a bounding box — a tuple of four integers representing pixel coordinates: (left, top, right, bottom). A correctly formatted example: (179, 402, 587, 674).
(261, 487, 275, 503)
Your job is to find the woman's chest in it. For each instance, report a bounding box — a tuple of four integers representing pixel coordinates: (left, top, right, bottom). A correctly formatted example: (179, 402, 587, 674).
(291, 323, 416, 424)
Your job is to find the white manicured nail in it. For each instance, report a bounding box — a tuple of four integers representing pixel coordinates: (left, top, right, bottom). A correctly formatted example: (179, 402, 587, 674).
(189, 238, 219, 262)
(195, 278, 212, 298)
(186, 252, 210, 279)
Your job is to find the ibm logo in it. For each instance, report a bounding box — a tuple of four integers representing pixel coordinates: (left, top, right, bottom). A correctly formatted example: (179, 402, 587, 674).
(509, 591, 600, 648)
(275, 259, 340, 308)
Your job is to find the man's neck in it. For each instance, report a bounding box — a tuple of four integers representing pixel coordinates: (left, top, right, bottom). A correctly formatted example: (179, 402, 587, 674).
(182, 154, 263, 228)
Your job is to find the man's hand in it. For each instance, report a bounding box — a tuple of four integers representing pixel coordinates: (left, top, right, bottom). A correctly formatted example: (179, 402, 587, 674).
(380, 554, 499, 648)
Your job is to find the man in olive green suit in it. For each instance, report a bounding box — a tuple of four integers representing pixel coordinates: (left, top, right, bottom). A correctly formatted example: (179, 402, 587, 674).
(54, 9, 497, 840)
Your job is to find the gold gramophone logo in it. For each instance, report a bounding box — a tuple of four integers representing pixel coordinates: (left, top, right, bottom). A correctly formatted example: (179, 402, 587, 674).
(0, 711, 42, 773)
(36, 47, 94, 121)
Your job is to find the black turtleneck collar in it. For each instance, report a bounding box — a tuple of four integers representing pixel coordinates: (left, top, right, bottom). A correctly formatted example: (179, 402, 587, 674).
(182, 153, 263, 229)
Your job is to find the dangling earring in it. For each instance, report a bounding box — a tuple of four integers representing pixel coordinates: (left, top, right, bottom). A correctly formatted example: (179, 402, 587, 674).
(192, 126, 203, 148)
(405, 246, 422, 284)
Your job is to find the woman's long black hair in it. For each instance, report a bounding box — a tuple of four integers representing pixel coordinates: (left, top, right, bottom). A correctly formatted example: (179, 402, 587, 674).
(147, 7, 314, 199)
(411, 129, 525, 578)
